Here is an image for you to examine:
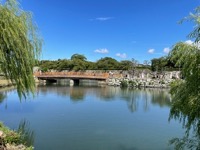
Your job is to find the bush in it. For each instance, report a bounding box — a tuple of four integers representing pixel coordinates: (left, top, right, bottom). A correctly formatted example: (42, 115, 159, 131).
(0, 122, 34, 150)
(120, 80, 128, 87)
(128, 80, 136, 87)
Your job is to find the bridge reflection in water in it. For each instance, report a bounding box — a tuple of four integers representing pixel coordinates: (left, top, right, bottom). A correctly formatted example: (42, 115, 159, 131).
(34, 72, 110, 86)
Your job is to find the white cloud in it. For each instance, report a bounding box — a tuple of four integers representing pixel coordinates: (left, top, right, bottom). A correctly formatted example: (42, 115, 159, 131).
(89, 17, 114, 21)
(185, 40, 193, 45)
(95, 17, 113, 21)
(94, 48, 109, 54)
(148, 49, 155, 54)
(116, 53, 127, 59)
(163, 47, 170, 54)
(185, 40, 200, 48)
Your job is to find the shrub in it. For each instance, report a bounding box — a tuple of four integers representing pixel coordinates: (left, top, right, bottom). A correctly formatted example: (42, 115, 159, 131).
(120, 80, 128, 87)
(128, 80, 136, 87)
(0, 122, 34, 150)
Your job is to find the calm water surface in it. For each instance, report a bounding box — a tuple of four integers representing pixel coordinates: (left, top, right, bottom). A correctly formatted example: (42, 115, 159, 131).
(0, 86, 184, 150)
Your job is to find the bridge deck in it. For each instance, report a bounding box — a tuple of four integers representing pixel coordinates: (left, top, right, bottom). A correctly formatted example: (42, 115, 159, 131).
(34, 72, 109, 80)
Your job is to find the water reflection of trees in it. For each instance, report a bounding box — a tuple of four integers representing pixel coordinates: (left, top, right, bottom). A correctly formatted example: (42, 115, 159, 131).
(0, 87, 16, 106)
(0, 93, 6, 104)
(169, 101, 200, 149)
(17, 119, 34, 147)
(37, 85, 71, 97)
(120, 88, 171, 112)
(120, 88, 140, 112)
(150, 89, 171, 107)
(37, 85, 171, 112)
(95, 86, 119, 101)
(69, 87, 85, 101)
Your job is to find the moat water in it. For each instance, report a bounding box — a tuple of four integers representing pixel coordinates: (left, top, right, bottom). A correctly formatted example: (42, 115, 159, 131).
(0, 86, 184, 150)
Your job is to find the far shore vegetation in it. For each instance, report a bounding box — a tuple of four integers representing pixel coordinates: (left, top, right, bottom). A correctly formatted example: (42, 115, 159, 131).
(38, 54, 179, 72)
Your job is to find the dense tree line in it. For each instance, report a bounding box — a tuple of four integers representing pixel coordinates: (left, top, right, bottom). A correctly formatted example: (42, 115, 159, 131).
(39, 54, 180, 72)
(38, 54, 152, 72)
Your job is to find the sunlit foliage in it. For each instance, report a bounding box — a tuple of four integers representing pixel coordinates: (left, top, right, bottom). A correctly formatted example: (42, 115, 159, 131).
(169, 6, 200, 150)
(0, 0, 42, 98)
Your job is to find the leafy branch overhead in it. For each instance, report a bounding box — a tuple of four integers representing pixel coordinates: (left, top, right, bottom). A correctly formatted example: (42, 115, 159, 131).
(0, 0, 42, 98)
(181, 6, 200, 42)
(169, 6, 200, 110)
(169, 6, 200, 150)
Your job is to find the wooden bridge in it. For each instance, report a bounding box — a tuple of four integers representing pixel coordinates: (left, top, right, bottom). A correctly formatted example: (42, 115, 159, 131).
(34, 72, 110, 82)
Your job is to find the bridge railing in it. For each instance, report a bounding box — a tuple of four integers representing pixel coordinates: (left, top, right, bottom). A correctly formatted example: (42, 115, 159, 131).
(34, 71, 110, 78)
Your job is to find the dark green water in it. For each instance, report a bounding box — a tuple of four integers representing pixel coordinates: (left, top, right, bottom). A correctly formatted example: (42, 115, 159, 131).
(0, 86, 184, 150)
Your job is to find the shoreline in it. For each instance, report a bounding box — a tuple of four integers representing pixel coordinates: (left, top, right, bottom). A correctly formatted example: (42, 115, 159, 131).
(0, 79, 13, 88)
(0, 78, 173, 89)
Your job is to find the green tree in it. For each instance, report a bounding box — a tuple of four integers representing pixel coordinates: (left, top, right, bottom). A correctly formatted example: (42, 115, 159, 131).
(151, 57, 168, 72)
(181, 6, 200, 42)
(56, 59, 70, 71)
(119, 60, 132, 70)
(169, 42, 200, 120)
(71, 54, 87, 61)
(39, 60, 56, 71)
(169, 6, 200, 149)
(170, 7, 200, 114)
(0, 0, 42, 98)
(70, 54, 88, 71)
(87, 61, 96, 70)
(96, 57, 119, 70)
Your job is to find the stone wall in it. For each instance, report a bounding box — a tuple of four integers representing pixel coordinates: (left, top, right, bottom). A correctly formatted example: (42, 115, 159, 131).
(106, 70, 181, 88)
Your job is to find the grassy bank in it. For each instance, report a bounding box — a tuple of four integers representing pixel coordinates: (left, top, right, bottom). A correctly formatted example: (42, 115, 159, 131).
(0, 79, 13, 88)
(0, 122, 34, 150)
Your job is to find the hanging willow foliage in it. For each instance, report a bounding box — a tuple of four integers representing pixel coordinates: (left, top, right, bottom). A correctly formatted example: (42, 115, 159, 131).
(179, 6, 200, 42)
(168, 7, 200, 149)
(0, 0, 42, 98)
(169, 6, 200, 124)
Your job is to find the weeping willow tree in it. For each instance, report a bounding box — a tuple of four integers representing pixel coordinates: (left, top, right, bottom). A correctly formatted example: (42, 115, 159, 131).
(168, 6, 200, 150)
(169, 6, 200, 118)
(0, 0, 42, 98)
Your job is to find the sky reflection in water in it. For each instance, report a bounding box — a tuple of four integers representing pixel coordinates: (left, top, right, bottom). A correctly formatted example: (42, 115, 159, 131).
(0, 86, 186, 150)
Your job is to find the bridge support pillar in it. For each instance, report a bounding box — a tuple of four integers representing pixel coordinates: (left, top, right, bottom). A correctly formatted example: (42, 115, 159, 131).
(69, 79, 80, 86)
(69, 80, 74, 86)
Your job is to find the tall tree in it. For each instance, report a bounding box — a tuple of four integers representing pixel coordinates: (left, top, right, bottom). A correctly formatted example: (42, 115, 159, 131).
(181, 6, 200, 42)
(169, 7, 200, 149)
(96, 57, 119, 70)
(170, 6, 200, 111)
(0, 0, 42, 98)
(169, 42, 200, 120)
(119, 60, 132, 70)
(70, 54, 88, 71)
(151, 57, 168, 72)
(71, 54, 87, 61)
(129, 58, 138, 76)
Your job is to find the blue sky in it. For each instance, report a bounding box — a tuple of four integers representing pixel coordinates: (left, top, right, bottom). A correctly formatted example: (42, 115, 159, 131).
(20, 0, 199, 63)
